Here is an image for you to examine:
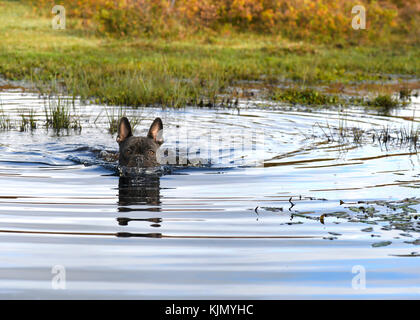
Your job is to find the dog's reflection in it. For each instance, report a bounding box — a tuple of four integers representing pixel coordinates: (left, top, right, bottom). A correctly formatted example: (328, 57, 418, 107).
(118, 175, 161, 206)
(117, 174, 162, 228)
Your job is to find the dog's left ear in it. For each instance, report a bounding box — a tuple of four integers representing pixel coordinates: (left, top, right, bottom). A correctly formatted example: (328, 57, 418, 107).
(148, 117, 163, 144)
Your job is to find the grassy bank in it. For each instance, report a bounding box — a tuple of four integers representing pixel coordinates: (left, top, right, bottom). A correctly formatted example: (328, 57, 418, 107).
(1, 0, 419, 108)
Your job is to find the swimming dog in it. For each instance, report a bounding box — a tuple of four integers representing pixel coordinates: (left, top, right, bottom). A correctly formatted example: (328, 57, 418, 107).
(116, 117, 163, 167)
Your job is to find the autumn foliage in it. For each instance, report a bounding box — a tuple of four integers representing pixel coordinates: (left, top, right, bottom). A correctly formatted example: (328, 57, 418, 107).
(30, 0, 419, 42)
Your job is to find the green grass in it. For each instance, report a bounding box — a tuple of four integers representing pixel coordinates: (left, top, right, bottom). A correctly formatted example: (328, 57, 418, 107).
(0, 0, 419, 108)
(317, 121, 419, 148)
(271, 88, 340, 106)
(0, 107, 11, 130)
(101, 106, 141, 134)
(44, 97, 81, 130)
(270, 86, 411, 113)
(365, 94, 406, 112)
(399, 87, 414, 100)
(19, 109, 36, 131)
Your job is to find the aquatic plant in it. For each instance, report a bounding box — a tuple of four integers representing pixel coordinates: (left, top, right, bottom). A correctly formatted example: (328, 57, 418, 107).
(19, 110, 37, 132)
(271, 88, 340, 106)
(395, 126, 419, 147)
(103, 107, 141, 135)
(315, 120, 419, 149)
(351, 127, 364, 144)
(19, 113, 29, 132)
(0, 108, 11, 130)
(44, 97, 81, 131)
(263, 197, 420, 239)
(28, 109, 37, 130)
(365, 94, 404, 112)
(399, 87, 412, 101)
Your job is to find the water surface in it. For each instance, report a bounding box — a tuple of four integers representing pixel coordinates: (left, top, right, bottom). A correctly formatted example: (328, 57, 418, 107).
(0, 88, 419, 299)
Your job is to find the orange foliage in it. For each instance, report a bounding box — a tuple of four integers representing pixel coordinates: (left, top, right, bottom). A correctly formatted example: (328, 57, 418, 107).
(29, 0, 419, 42)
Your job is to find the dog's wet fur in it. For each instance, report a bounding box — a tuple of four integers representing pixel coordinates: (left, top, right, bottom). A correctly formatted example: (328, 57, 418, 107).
(117, 117, 163, 167)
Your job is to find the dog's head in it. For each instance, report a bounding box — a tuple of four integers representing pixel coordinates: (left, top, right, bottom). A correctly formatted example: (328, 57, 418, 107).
(117, 117, 163, 167)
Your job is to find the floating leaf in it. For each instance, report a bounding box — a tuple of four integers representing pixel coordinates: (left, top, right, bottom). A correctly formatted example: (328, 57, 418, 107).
(372, 241, 392, 248)
(361, 227, 373, 232)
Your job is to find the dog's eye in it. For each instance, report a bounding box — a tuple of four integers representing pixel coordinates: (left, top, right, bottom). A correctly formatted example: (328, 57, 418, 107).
(148, 150, 155, 156)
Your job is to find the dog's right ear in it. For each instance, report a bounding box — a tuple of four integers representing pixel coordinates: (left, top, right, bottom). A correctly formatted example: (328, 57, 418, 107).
(148, 117, 164, 144)
(117, 117, 132, 143)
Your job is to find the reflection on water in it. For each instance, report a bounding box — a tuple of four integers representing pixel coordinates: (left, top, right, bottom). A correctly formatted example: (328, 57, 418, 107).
(0, 88, 419, 299)
(118, 175, 161, 206)
(117, 174, 162, 232)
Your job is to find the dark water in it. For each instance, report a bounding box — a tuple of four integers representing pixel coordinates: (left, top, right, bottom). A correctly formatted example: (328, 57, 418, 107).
(0, 89, 419, 298)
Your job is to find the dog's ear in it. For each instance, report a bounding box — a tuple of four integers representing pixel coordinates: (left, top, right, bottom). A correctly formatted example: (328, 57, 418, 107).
(117, 117, 132, 143)
(147, 117, 163, 144)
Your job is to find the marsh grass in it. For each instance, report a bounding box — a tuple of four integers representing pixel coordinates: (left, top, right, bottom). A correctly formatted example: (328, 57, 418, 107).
(29, 109, 37, 130)
(316, 121, 419, 149)
(102, 106, 141, 135)
(365, 95, 406, 112)
(270, 86, 413, 112)
(44, 97, 81, 131)
(393, 126, 419, 147)
(270, 88, 340, 106)
(19, 112, 29, 132)
(351, 127, 364, 144)
(0, 107, 11, 130)
(88, 70, 207, 108)
(19, 110, 37, 131)
(399, 88, 413, 101)
(1, 1, 419, 109)
(370, 125, 419, 150)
